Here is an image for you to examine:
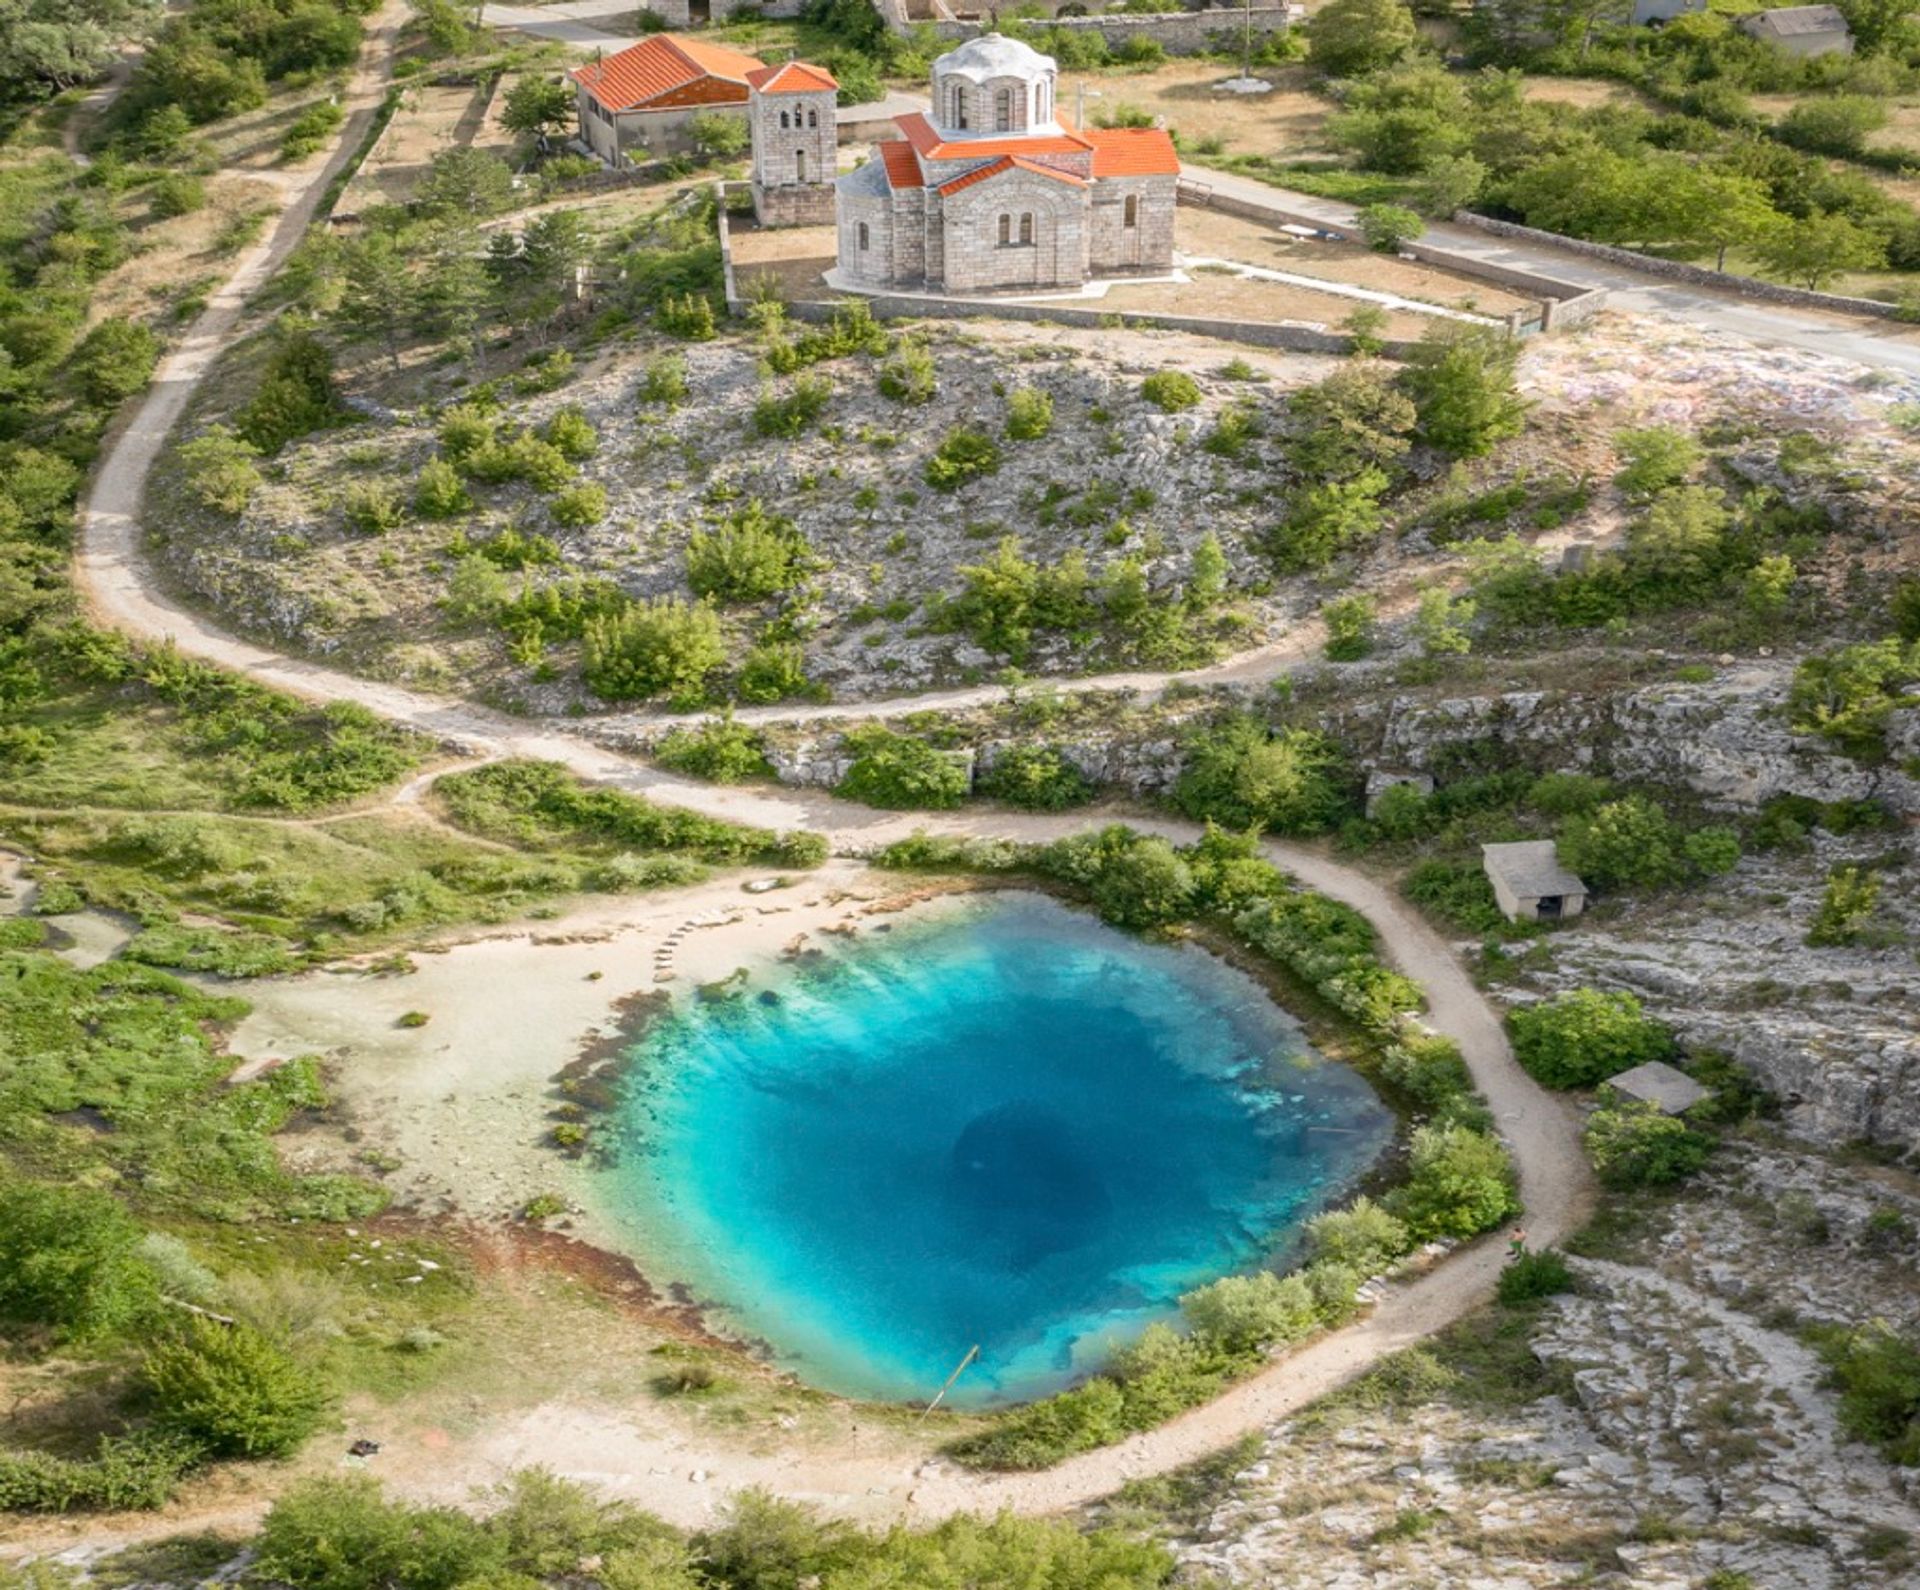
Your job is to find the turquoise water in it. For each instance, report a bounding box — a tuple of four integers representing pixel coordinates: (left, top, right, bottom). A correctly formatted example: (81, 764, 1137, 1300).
(600, 892, 1392, 1408)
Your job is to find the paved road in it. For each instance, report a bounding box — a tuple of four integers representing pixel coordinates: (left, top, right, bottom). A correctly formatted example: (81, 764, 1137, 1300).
(1189, 165, 1920, 378)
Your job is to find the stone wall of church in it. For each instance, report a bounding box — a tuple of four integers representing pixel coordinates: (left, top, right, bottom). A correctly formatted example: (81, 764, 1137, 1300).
(749, 88, 836, 191)
(754, 181, 837, 226)
(837, 187, 897, 286)
(937, 174, 1089, 292)
(1088, 174, 1176, 275)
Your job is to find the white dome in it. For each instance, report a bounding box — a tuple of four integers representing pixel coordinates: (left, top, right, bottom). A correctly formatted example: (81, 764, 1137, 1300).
(932, 32, 1056, 85)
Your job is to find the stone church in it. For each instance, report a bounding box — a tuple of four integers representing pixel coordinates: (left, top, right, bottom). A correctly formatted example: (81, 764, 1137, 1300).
(747, 33, 1180, 295)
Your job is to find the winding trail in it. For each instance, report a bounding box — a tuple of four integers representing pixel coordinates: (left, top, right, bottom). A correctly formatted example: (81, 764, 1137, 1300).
(66, 4, 1592, 1530)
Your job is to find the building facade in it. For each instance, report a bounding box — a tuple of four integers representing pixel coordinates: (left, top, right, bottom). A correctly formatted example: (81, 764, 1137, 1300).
(748, 61, 840, 227)
(829, 34, 1178, 295)
(570, 34, 767, 165)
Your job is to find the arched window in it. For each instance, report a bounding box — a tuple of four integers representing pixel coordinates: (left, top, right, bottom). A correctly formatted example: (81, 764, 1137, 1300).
(1019, 212, 1034, 245)
(796, 148, 807, 182)
(1124, 194, 1138, 228)
(780, 109, 790, 129)
(858, 221, 870, 251)
(807, 107, 818, 128)
(998, 213, 1011, 246)
(994, 87, 1011, 131)
(953, 85, 968, 128)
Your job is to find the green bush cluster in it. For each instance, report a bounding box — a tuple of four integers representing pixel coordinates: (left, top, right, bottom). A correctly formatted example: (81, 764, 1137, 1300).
(1508, 988, 1675, 1089)
(1584, 1100, 1712, 1188)
(114, 0, 372, 128)
(1810, 1322, 1920, 1467)
(582, 597, 724, 704)
(434, 760, 824, 869)
(924, 426, 1002, 490)
(1173, 715, 1350, 836)
(976, 744, 1093, 811)
(247, 1468, 1176, 1590)
(685, 501, 814, 603)
(653, 716, 773, 784)
(836, 726, 970, 810)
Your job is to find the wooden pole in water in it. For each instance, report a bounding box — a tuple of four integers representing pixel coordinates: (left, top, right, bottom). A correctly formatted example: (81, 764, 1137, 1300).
(919, 1345, 981, 1422)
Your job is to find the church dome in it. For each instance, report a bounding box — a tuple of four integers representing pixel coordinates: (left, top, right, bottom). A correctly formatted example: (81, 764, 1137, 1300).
(932, 32, 1057, 84)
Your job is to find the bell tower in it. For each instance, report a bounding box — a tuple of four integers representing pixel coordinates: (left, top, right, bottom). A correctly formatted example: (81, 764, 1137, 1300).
(748, 62, 839, 227)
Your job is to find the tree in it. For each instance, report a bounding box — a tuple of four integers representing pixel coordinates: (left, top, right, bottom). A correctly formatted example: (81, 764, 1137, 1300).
(1306, 1196, 1408, 1274)
(500, 74, 574, 142)
(337, 232, 422, 372)
(1613, 426, 1701, 499)
(688, 111, 749, 161)
(1789, 638, 1920, 757)
(1837, 0, 1920, 51)
(1556, 794, 1685, 889)
(1322, 593, 1376, 660)
(68, 319, 160, 406)
(1287, 364, 1416, 480)
(417, 146, 516, 218)
(0, 0, 162, 99)
(836, 726, 969, 810)
(1508, 987, 1674, 1089)
(684, 501, 811, 603)
(1270, 470, 1388, 570)
(1187, 531, 1227, 607)
(1359, 203, 1425, 252)
(1777, 95, 1889, 158)
(1755, 212, 1886, 291)
(1179, 1271, 1320, 1353)
(1624, 485, 1729, 593)
(581, 598, 725, 702)
(143, 1316, 333, 1458)
(1400, 324, 1527, 457)
(1585, 1102, 1711, 1188)
(1307, 0, 1416, 77)
(1807, 864, 1881, 946)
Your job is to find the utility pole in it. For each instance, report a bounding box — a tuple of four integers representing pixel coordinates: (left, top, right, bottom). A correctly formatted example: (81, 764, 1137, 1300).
(919, 1345, 981, 1421)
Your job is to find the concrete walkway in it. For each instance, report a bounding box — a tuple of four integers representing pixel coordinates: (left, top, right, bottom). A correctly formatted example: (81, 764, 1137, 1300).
(1186, 164, 1920, 377)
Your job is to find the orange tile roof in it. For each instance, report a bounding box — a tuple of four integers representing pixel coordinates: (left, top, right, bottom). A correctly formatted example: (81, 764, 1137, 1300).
(878, 139, 925, 189)
(895, 111, 1093, 163)
(571, 34, 764, 112)
(937, 155, 1088, 197)
(747, 60, 838, 94)
(1085, 126, 1181, 178)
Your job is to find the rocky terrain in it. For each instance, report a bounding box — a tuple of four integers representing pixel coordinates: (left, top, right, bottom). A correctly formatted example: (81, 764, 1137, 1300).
(1170, 1138, 1920, 1588)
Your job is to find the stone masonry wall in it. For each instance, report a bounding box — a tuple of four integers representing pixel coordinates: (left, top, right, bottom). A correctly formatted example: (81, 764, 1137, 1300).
(749, 86, 836, 192)
(929, 7, 1293, 52)
(753, 181, 836, 226)
(1090, 174, 1176, 274)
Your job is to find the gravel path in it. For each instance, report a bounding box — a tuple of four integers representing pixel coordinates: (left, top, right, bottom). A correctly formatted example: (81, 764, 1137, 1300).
(65, 10, 1593, 1531)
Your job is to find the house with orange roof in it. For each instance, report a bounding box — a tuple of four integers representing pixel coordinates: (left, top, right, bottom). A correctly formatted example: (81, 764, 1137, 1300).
(828, 33, 1179, 294)
(570, 33, 768, 165)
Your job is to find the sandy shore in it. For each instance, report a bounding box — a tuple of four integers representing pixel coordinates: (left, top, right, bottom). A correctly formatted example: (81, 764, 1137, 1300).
(226, 860, 975, 1243)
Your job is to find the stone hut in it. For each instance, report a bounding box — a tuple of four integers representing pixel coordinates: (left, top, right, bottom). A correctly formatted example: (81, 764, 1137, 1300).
(1481, 840, 1588, 923)
(1365, 769, 1435, 817)
(1603, 1061, 1709, 1116)
(1737, 5, 1854, 56)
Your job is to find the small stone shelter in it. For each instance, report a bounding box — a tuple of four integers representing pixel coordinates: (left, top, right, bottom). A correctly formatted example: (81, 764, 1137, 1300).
(1603, 1061, 1709, 1116)
(1365, 769, 1435, 817)
(1481, 841, 1588, 923)
(833, 33, 1180, 295)
(570, 34, 767, 165)
(1737, 4, 1854, 56)
(748, 60, 840, 227)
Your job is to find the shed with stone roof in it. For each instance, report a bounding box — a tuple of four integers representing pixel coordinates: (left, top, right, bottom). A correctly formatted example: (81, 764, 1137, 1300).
(1603, 1061, 1710, 1116)
(1481, 840, 1588, 923)
(1737, 4, 1853, 56)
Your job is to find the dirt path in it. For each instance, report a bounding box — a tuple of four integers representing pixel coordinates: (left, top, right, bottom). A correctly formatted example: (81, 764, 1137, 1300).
(63, 8, 1593, 1537)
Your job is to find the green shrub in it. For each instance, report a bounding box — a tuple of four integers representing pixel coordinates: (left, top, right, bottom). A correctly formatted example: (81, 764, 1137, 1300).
(1789, 639, 1920, 759)
(638, 353, 689, 407)
(549, 483, 607, 529)
(735, 640, 821, 704)
(1584, 1101, 1711, 1189)
(1390, 1123, 1516, 1241)
(653, 716, 771, 784)
(877, 337, 936, 404)
(581, 598, 724, 703)
(1134, 368, 1199, 412)
(924, 426, 1002, 490)
(413, 457, 473, 518)
(1174, 717, 1347, 834)
(541, 406, 597, 461)
(1401, 859, 1502, 933)
(1322, 593, 1376, 660)
(685, 502, 811, 602)
(1613, 426, 1701, 500)
(657, 292, 716, 340)
(143, 1316, 332, 1459)
(235, 330, 337, 455)
(1811, 1322, 1920, 1466)
(339, 480, 403, 535)
(1557, 795, 1738, 892)
(1379, 1032, 1473, 1111)
(177, 425, 262, 514)
(279, 99, 344, 161)
(1268, 469, 1388, 570)
(1358, 202, 1424, 251)
(1508, 988, 1674, 1089)
(255, 1474, 505, 1590)
(750, 374, 832, 437)
(1807, 865, 1881, 947)
(1041, 826, 1195, 931)
(0, 1180, 158, 1338)
(1005, 386, 1054, 440)
(1495, 1248, 1572, 1305)
(837, 727, 969, 810)
(1306, 1196, 1409, 1274)
(977, 744, 1093, 811)
(0, 1434, 201, 1514)
(70, 320, 162, 407)
(945, 1377, 1129, 1470)
(1399, 323, 1525, 458)
(1179, 1271, 1320, 1354)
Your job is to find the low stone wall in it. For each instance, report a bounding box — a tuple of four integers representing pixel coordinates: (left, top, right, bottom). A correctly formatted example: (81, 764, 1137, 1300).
(928, 6, 1293, 52)
(779, 291, 1418, 357)
(1451, 211, 1910, 322)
